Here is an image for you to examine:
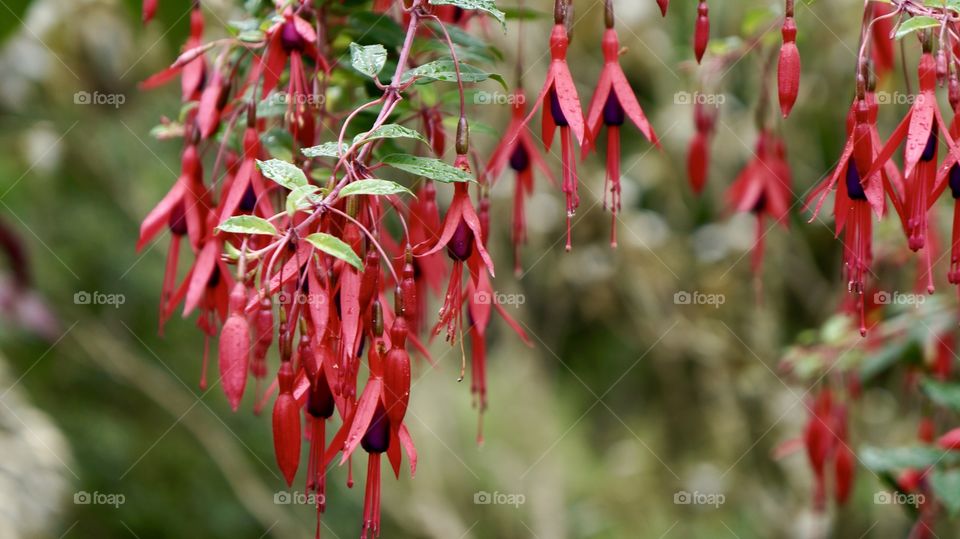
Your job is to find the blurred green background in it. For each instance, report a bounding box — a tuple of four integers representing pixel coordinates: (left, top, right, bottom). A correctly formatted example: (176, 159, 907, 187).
(0, 0, 949, 537)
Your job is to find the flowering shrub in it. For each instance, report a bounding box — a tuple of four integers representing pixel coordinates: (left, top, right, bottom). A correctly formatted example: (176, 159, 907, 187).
(134, 0, 960, 536)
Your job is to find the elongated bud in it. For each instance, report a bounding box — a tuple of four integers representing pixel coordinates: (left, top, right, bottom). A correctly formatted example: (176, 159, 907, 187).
(372, 300, 384, 337)
(456, 116, 469, 156)
(358, 248, 381, 310)
(950, 73, 960, 111)
(687, 132, 708, 194)
(694, 1, 709, 64)
(219, 283, 251, 412)
(778, 16, 800, 117)
(656, 0, 668, 16)
(272, 361, 302, 486)
(400, 252, 417, 321)
(383, 316, 411, 428)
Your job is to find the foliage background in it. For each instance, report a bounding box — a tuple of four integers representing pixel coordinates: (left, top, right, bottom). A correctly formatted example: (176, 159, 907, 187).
(0, 0, 950, 537)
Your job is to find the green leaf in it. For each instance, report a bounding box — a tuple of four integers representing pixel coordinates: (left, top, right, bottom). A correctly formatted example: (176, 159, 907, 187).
(305, 232, 363, 270)
(931, 469, 960, 515)
(286, 184, 321, 217)
(302, 142, 346, 158)
(860, 445, 948, 472)
(429, 0, 505, 29)
(339, 179, 413, 197)
(381, 154, 475, 183)
(895, 16, 940, 40)
(921, 378, 960, 411)
(349, 42, 388, 79)
(257, 159, 308, 191)
(353, 124, 429, 147)
(216, 215, 278, 236)
(501, 6, 550, 20)
(402, 60, 507, 89)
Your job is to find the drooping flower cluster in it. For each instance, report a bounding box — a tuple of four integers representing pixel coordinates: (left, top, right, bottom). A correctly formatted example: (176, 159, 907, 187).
(138, 1, 546, 536)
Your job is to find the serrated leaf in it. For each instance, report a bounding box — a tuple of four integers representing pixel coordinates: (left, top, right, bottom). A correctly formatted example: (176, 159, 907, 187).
(931, 469, 960, 515)
(339, 179, 413, 197)
(302, 141, 346, 159)
(402, 60, 507, 90)
(257, 159, 308, 191)
(217, 215, 278, 236)
(381, 154, 475, 183)
(305, 232, 363, 270)
(353, 124, 429, 147)
(286, 184, 321, 217)
(429, 0, 505, 29)
(895, 16, 940, 40)
(350, 42, 388, 78)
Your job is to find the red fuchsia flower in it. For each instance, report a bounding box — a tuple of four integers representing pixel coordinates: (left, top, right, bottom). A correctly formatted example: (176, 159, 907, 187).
(583, 2, 661, 247)
(803, 388, 855, 509)
(656, 0, 668, 17)
(693, 1, 709, 64)
(804, 388, 832, 511)
(687, 100, 716, 194)
(726, 130, 792, 279)
(140, 2, 206, 102)
(330, 336, 416, 539)
(425, 172, 495, 343)
(487, 87, 556, 274)
(869, 37, 960, 292)
(137, 129, 211, 330)
(272, 352, 301, 486)
(777, 1, 800, 118)
(421, 106, 446, 158)
(934, 80, 960, 297)
(520, 2, 586, 251)
(464, 185, 532, 442)
(806, 81, 903, 336)
(219, 282, 251, 411)
(258, 8, 330, 144)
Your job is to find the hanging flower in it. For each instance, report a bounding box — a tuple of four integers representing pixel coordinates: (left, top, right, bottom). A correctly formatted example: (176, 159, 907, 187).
(584, 4, 660, 246)
(726, 130, 792, 279)
(487, 88, 555, 273)
(687, 100, 716, 194)
(869, 36, 960, 292)
(519, 3, 586, 250)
